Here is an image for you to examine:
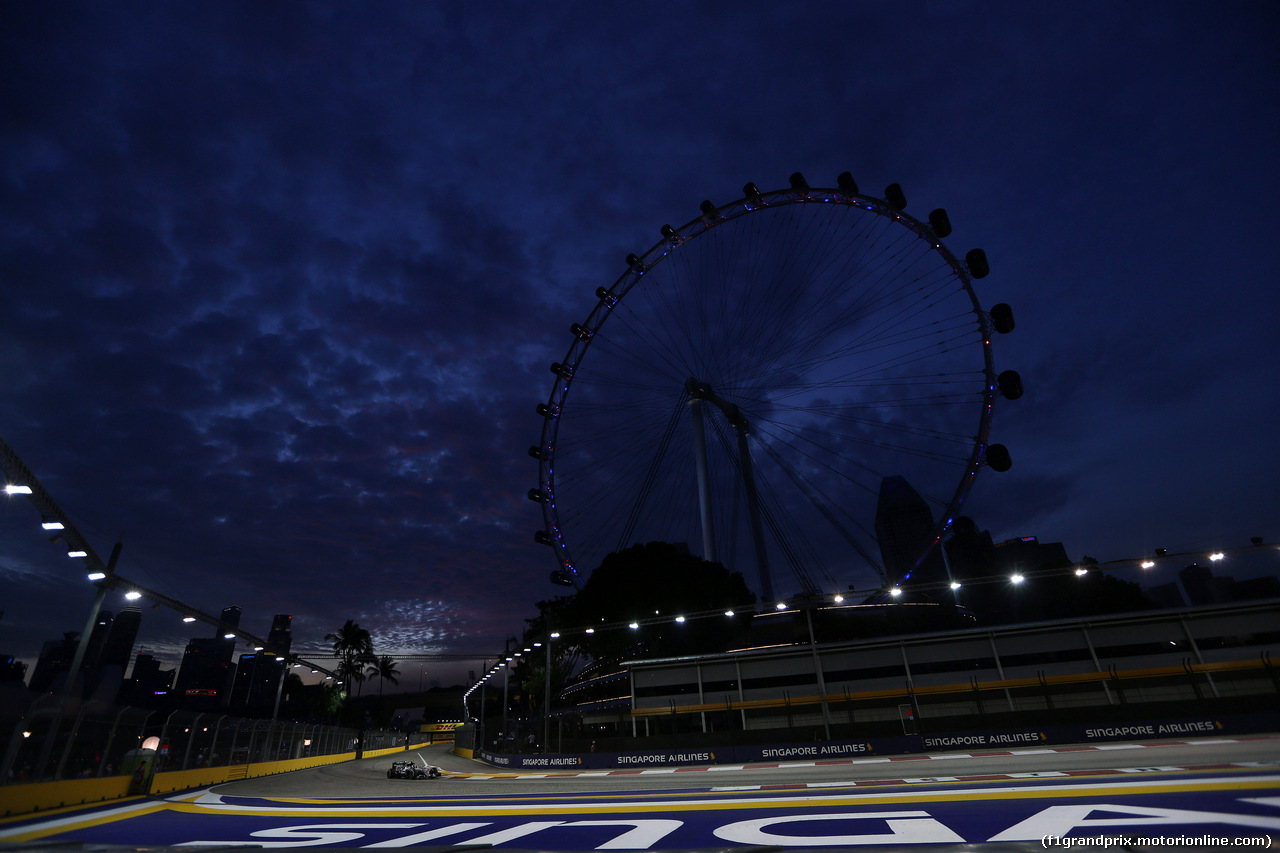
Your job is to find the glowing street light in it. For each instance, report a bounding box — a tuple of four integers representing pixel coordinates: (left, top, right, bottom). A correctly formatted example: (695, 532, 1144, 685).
(4, 484, 33, 495)
(1209, 552, 1225, 562)
(1141, 560, 1156, 569)
(1010, 573, 1025, 584)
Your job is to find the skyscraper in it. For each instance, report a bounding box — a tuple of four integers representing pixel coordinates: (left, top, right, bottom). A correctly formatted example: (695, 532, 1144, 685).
(175, 604, 242, 708)
(216, 605, 242, 637)
(28, 633, 79, 693)
(874, 475, 948, 587)
(101, 605, 142, 671)
(267, 614, 292, 658)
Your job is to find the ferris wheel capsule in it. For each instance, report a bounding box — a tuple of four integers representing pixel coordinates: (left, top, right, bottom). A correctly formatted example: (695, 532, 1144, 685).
(990, 303, 1015, 334)
(533, 178, 1012, 595)
(884, 183, 907, 210)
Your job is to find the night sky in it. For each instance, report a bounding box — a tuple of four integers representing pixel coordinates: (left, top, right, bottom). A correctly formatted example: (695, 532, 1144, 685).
(3, 3, 1277, 686)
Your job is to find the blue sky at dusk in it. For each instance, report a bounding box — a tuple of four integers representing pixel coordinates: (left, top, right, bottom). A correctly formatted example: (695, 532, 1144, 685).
(2, 2, 1277, 682)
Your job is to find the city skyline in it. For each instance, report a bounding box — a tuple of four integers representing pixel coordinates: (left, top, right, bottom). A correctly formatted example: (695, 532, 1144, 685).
(2, 4, 1277, 684)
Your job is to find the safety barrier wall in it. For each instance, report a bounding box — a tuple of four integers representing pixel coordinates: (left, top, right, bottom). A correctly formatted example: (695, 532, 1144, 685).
(473, 708, 1280, 771)
(0, 738, 425, 817)
(0, 709, 408, 818)
(0, 776, 134, 818)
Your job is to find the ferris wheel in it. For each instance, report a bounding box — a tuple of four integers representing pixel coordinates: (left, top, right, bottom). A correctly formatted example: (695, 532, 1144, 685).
(530, 173, 1018, 600)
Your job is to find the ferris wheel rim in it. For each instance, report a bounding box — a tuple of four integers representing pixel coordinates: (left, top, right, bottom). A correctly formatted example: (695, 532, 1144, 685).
(533, 182, 1000, 590)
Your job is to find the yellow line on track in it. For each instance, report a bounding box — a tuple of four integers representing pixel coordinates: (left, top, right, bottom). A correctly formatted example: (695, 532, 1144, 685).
(0, 801, 169, 844)
(156, 775, 1280, 818)
(4, 774, 1277, 844)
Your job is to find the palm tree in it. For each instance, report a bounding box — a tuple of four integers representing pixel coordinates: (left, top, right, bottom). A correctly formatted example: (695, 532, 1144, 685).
(366, 655, 401, 696)
(325, 619, 373, 696)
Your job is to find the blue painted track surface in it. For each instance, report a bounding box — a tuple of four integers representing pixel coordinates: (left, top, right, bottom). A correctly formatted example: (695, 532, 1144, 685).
(3, 746, 1279, 848)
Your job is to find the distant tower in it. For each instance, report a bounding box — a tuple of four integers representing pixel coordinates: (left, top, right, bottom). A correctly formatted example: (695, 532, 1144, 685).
(28, 633, 80, 693)
(176, 605, 241, 708)
(174, 638, 237, 708)
(120, 652, 174, 704)
(943, 516, 995, 582)
(267, 614, 293, 658)
(216, 605, 243, 638)
(81, 610, 115, 674)
(874, 476, 947, 587)
(101, 605, 142, 671)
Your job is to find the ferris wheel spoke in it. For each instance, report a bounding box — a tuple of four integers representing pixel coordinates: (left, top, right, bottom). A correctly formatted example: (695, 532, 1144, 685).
(537, 177, 1004, 594)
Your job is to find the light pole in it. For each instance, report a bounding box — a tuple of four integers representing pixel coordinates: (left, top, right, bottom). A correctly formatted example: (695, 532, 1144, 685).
(501, 657, 511, 753)
(271, 657, 287, 723)
(34, 541, 123, 779)
(543, 632, 557, 754)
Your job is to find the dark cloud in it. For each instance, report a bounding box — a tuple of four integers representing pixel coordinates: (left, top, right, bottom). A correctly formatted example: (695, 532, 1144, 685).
(2, 2, 1277, 682)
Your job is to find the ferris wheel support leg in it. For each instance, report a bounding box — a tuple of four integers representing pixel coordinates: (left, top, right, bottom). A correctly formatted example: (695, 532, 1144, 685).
(736, 426, 774, 603)
(689, 397, 718, 565)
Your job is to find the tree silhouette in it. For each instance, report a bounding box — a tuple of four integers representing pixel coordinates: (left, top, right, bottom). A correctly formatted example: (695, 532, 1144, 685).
(558, 541, 756, 660)
(325, 619, 373, 696)
(366, 655, 400, 696)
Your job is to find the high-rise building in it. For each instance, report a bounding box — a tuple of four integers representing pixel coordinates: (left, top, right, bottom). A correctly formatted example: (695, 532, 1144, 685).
(101, 606, 142, 671)
(874, 475, 947, 587)
(28, 633, 80, 693)
(1178, 563, 1234, 605)
(992, 536, 1071, 577)
(118, 652, 175, 705)
(175, 605, 242, 708)
(85, 610, 113, 670)
(229, 615, 293, 707)
(943, 516, 995, 582)
(267, 614, 292, 658)
(230, 652, 285, 707)
(216, 605, 243, 637)
(174, 638, 236, 708)
(0, 655, 26, 684)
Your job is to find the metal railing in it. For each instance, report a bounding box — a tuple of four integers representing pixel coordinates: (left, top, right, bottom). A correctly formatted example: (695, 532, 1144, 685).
(1, 693, 387, 785)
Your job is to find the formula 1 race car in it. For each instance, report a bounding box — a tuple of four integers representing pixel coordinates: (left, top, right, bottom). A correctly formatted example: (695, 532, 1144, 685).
(387, 758, 441, 779)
